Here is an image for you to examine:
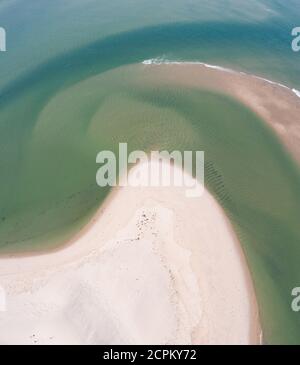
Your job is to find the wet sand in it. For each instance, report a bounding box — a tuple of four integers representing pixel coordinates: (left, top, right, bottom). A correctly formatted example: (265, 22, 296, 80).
(140, 62, 300, 163)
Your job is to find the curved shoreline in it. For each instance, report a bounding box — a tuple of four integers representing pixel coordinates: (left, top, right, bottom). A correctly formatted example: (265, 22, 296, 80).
(142, 57, 300, 99)
(140, 59, 300, 164)
(0, 160, 261, 344)
(2, 60, 299, 343)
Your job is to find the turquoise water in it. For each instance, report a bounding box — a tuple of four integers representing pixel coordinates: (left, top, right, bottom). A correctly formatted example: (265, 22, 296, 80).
(0, 1, 299, 89)
(0, 0, 300, 344)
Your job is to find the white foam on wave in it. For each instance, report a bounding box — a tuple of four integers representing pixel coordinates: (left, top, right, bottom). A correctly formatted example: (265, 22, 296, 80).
(142, 57, 300, 99)
(292, 89, 300, 98)
(254, 76, 289, 90)
(142, 57, 232, 73)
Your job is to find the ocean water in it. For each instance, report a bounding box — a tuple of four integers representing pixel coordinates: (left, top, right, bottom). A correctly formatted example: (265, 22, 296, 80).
(0, 0, 300, 344)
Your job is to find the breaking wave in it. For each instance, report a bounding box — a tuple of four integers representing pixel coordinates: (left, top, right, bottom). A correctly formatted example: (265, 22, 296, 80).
(142, 57, 300, 99)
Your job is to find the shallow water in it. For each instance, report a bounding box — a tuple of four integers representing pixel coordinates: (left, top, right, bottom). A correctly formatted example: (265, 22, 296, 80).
(0, 0, 300, 344)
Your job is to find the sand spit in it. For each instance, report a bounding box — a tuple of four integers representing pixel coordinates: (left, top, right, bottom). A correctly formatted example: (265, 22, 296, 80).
(141, 60, 300, 163)
(0, 161, 260, 344)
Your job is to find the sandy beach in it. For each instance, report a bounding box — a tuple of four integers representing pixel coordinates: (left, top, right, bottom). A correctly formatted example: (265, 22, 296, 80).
(2, 0, 300, 345)
(0, 160, 260, 344)
(2, 62, 299, 345)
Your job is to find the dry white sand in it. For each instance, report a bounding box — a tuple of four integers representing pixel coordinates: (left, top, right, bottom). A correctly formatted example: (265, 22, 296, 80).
(0, 160, 260, 344)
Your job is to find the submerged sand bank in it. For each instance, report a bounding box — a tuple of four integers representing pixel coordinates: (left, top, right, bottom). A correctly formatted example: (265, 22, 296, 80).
(0, 161, 260, 344)
(140, 62, 300, 163)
